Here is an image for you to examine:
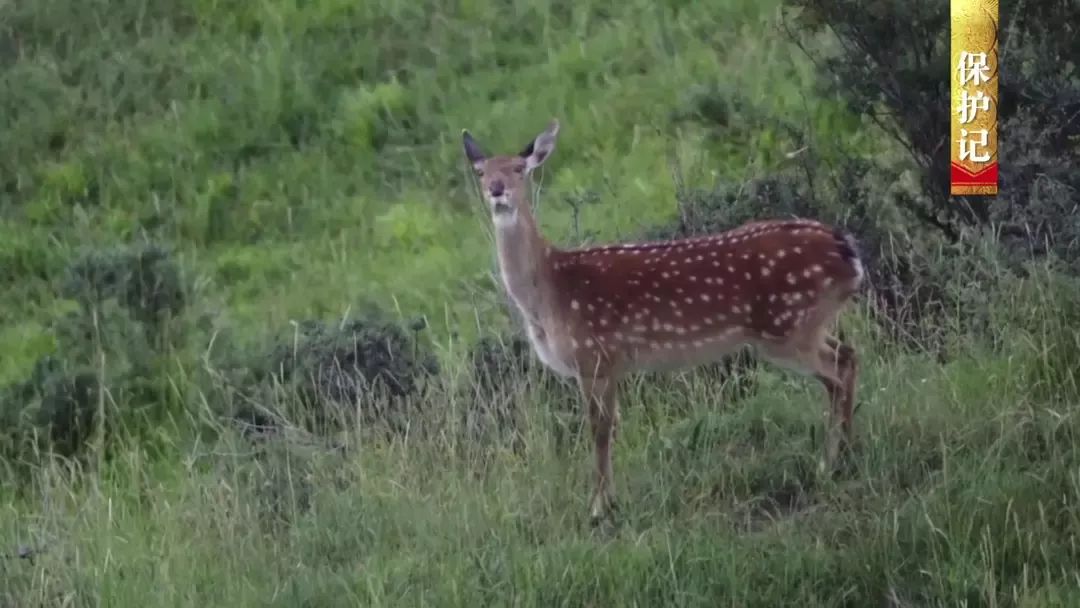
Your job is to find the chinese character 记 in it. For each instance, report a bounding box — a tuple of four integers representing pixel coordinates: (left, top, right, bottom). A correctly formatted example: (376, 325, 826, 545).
(956, 90, 991, 124)
(957, 51, 992, 86)
(958, 128, 992, 163)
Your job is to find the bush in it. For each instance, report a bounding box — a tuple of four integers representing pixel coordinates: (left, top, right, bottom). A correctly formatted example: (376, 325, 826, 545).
(33, 366, 101, 458)
(0, 355, 110, 465)
(0, 306, 173, 465)
(460, 333, 579, 449)
(0, 242, 191, 468)
(226, 315, 439, 436)
(60, 242, 187, 339)
(782, 0, 1080, 273)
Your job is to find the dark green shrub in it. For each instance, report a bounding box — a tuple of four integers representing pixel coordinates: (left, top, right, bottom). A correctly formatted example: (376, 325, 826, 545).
(467, 335, 537, 399)
(271, 318, 437, 401)
(987, 107, 1080, 275)
(460, 335, 532, 448)
(0, 356, 63, 465)
(60, 242, 187, 339)
(461, 333, 579, 448)
(0, 355, 102, 466)
(783, 0, 1080, 273)
(0, 243, 190, 468)
(33, 367, 101, 458)
(224, 315, 440, 436)
(0, 307, 170, 465)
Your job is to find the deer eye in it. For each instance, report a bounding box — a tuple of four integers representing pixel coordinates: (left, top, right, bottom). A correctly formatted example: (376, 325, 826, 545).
(514, 165, 525, 174)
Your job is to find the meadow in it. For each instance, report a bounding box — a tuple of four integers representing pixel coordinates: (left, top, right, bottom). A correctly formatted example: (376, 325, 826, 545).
(2, 0, 1080, 605)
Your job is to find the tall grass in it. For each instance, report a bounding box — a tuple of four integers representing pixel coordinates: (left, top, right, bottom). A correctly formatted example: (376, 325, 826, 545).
(2, 0, 1079, 605)
(2, 261, 1079, 606)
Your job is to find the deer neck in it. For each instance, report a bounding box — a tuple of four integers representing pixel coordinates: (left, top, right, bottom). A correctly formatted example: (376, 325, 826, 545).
(493, 202, 554, 324)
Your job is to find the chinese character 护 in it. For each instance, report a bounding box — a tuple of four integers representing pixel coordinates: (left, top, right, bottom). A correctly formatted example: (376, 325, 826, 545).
(956, 90, 991, 124)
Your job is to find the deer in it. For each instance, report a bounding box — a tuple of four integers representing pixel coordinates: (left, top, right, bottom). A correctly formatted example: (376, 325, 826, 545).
(461, 119, 864, 525)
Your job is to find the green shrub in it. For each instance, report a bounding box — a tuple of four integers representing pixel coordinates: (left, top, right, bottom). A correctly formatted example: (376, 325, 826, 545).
(223, 314, 440, 437)
(60, 242, 187, 338)
(784, 0, 1080, 273)
(0, 305, 175, 466)
(0, 243, 191, 467)
(0, 354, 110, 468)
(460, 333, 579, 450)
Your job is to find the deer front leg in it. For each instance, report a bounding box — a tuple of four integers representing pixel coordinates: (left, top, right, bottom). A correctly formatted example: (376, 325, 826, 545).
(816, 372, 845, 472)
(580, 375, 619, 525)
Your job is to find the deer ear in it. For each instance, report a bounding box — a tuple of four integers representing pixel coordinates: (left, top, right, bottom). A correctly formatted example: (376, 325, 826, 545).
(462, 130, 486, 167)
(519, 119, 559, 172)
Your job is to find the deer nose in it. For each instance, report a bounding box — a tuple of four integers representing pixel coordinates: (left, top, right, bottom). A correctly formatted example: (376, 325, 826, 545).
(489, 180, 505, 197)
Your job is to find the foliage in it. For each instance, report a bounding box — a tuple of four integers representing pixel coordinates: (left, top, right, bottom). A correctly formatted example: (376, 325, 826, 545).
(783, 0, 1080, 272)
(1, 0, 1079, 604)
(0, 243, 190, 467)
(459, 333, 580, 451)
(225, 315, 440, 435)
(60, 242, 187, 336)
(462, 334, 541, 441)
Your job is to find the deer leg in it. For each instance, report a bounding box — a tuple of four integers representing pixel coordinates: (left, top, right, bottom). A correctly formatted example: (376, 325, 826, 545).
(815, 335, 857, 469)
(580, 375, 619, 525)
(758, 330, 846, 470)
(813, 368, 845, 470)
(613, 401, 623, 441)
(823, 335, 857, 439)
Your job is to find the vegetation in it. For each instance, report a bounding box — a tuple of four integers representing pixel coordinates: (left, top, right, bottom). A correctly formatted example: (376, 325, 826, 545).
(2, 0, 1078, 605)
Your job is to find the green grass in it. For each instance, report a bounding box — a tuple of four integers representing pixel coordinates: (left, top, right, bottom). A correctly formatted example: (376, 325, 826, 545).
(3, 307, 1080, 606)
(1, 0, 847, 378)
(3, 0, 1080, 605)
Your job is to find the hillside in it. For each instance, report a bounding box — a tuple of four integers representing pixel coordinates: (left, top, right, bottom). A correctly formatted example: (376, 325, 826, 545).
(2, 0, 1079, 605)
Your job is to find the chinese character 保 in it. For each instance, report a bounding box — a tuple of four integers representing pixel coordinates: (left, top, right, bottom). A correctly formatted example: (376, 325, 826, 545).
(957, 51, 992, 86)
(958, 128, 992, 163)
(956, 90, 991, 124)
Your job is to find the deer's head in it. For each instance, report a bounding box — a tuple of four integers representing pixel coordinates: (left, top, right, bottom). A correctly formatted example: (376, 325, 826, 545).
(462, 119, 559, 223)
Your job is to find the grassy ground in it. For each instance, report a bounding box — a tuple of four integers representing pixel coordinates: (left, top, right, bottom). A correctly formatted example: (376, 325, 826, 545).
(4, 292, 1080, 607)
(3, 0, 1080, 605)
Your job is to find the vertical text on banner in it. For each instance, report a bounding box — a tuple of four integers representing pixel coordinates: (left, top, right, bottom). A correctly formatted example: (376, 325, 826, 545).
(950, 0, 999, 196)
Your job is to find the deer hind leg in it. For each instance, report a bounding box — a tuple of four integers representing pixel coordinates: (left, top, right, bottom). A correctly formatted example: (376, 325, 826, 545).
(757, 324, 857, 471)
(815, 334, 857, 468)
(823, 335, 857, 438)
(579, 374, 619, 525)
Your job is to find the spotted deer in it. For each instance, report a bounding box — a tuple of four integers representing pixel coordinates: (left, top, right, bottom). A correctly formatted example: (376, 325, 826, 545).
(462, 119, 864, 524)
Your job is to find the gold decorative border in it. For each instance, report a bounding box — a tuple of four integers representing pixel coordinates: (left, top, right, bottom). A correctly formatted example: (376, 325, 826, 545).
(950, 0, 999, 196)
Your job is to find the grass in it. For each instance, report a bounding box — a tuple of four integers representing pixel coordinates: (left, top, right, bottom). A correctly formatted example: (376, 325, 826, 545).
(4, 307, 1080, 606)
(2, 0, 1080, 605)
